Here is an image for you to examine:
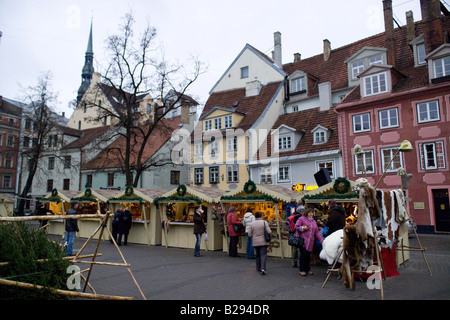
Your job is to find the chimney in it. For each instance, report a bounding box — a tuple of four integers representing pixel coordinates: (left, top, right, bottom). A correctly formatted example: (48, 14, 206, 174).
(406, 11, 416, 44)
(383, 0, 397, 67)
(181, 104, 190, 124)
(420, 0, 444, 54)
(294, 53, 301, 62)
(272, 31, 282, 67)
(319, 82, 332, 111)
(323, 39, 331, 62)
(245, 79, 262, 97)
(62, 111, 65, 118)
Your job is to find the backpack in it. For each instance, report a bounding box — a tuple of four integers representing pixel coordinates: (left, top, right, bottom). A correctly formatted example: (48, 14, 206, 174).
(285, 215, 296, 233)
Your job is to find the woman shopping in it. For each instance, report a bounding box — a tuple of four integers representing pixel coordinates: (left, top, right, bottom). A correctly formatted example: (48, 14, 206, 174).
(295, 207, 323, 276)
(193, 205, 206, 257)
(248, 211, 272, 275)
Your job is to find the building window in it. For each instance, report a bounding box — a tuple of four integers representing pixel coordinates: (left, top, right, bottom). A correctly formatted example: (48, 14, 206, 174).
(417, 100, 440, 123)
(64, 156, 72, 169)
(63, 179, 70, 190)
(86, 174, 93, 188)
(317, 161, 334, 178)
(47, 179, 54, 192)
(292, 105, 299, 112)
(278, 165, 291, 182)
(8, 119, 14, 126)
(379, 108, 399, 129)
(78, 121, 81, 130)
(194, 168, 204, 184)
(226, 165, 239, 183)
(107, 173, 115, 187)
(352, 60, 364, 79)
(194, 142, 203, 156)
(209, 140, 219, 155)
(278, 135, 292, 150)
(214, 117, 222, 130)
(381, 147, 403, 172)
(209, 166, 219, 184)
(48, 157, 55, 170)
(241, 66, 249, 78)
(419, 141, 445, 170)
(434, 56, 450, 78)
(6, 136, 14, 147)
(170, 171, 180, 185)
(2, 174, 11, 188)
(290, 77, 306, 94)
(204, 119, 212, 131)
(4, 156, 12, 168)
(364, 72, 387, 96)
(353, 113, 371, 133)
(224, 115, 232, 128)
(368, 54, 383, 65)
(260, 167, 272, 184)
(355, 150, 374, 174)
(416, 43, 426, 65)
(314, 130, 326, 144)
(226, 136, 238, 152)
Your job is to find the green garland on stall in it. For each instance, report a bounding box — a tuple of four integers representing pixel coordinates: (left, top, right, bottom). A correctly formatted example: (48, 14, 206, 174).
(302, 193, 359, 201)
(37, 197, 61, 204)
(220, 194, 278, 203)
(176, 184, 187, 197)
(154, 196, 202, 208)
(107, 196, 144, 205)
(71, 197, 98, 203)
(243, 180, 257, 194)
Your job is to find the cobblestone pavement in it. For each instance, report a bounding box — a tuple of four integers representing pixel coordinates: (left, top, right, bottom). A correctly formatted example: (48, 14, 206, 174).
(60, 232, 449, 302)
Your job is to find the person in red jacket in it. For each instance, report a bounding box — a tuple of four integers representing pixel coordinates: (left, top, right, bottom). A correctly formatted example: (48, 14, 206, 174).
(227, 206, 243, 257)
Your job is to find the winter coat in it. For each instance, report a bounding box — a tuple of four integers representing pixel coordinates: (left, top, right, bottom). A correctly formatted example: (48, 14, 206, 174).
(65, 207, 79, 232)
(326, 204, 346, 235)
(193, 211, 206, 234)
(118, 210, 132, 235)
(295, 215, 323, 252)
(242, 212, 255, 234)
(227, 211, 243, 236)
(248, 218, 272, 247)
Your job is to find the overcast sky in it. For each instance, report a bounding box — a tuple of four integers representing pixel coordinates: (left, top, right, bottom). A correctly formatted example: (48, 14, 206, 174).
(0, 0, 424, 118)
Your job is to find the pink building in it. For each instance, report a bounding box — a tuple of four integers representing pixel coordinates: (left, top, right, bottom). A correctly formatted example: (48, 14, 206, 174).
(336, 0, 450, 232)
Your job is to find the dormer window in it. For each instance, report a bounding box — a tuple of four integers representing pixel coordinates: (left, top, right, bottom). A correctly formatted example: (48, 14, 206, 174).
(352, 60, 364, 79)
(278, 135, 292, 150)
(345, 47, 387, 86)
(424, 43, 450, 84)
(311, 125, 329, 145)
(291, 76, 306, 94)
(410, 35, 426, 66)
(363, 72, 387, 96)
(434, 56, 450, 78)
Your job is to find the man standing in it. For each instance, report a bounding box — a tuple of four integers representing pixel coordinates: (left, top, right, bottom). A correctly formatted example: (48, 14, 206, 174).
(65, 202, 80, 256)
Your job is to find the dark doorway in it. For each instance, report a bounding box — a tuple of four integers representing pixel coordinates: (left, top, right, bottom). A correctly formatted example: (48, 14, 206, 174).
(432, 189, 450, 232)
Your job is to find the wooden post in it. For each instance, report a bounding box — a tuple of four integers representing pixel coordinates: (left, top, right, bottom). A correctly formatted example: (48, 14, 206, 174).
(159, 203, 169, 248)
(274, 203, 284, 259)
(221, 202, 228, 253)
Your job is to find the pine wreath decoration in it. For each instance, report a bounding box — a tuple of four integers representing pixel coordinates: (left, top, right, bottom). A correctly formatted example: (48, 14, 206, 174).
(333, 177, 351, 194)
(176, 184, 187, 197)
(125, 186, 134, 197)
(244, 180, 257, 194)
(84, 188, 92, 198)
(51, 188, 58, 197)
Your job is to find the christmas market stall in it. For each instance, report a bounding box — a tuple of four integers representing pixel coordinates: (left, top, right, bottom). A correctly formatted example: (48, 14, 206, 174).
(106, 186, 168, 246)
(218, 180, 302, 259)
(70, 188, 120, 240)
(154, 185, 226, 251)
(38, 188, 81, 236)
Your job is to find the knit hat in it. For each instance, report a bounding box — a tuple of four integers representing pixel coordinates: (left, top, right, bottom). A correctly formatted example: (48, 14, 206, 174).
(296, 205, 305, 213)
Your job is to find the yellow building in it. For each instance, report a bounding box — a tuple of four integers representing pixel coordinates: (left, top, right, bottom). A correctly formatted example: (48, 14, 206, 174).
(190, 41, 287, 190)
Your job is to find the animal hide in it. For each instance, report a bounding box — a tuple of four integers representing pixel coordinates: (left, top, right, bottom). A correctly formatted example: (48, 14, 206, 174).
(319, 229, 343, 265)
(338, 225, 363, 290)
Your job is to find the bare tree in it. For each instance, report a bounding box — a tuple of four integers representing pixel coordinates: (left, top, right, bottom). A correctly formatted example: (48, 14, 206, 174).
(85, 12, 205, 187)
(17, 73, 60, 215)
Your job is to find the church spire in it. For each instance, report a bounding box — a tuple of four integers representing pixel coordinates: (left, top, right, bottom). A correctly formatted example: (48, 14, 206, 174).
(77, 20, 95, 103)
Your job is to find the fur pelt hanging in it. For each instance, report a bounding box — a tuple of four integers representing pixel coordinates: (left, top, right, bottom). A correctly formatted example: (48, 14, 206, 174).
(338, 225, 363, 290)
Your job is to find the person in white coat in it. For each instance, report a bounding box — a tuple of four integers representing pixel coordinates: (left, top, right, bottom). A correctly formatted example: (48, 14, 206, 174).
(242, 210, 256, 259)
